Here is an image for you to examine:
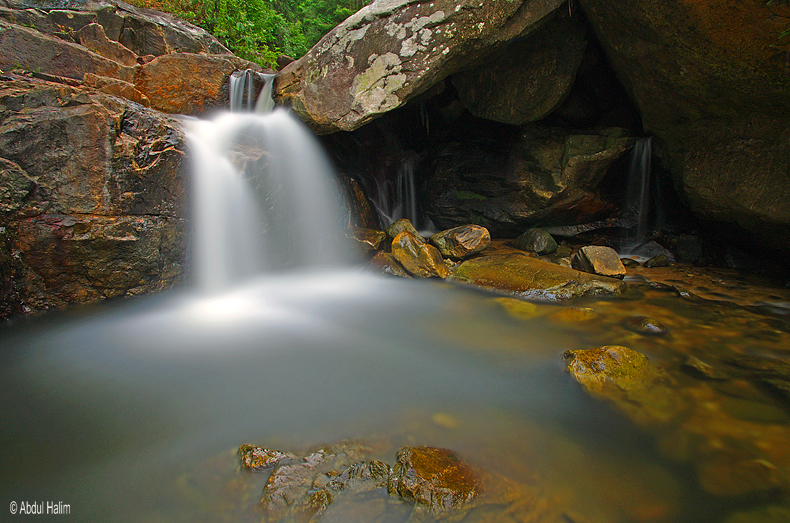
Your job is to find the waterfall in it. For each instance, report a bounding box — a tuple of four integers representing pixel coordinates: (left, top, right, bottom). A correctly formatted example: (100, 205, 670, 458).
(621, 136, 653, 252)
(372, 154, 435, 233)
(229, 69, 276, 113)
(185, 110, 351, 290)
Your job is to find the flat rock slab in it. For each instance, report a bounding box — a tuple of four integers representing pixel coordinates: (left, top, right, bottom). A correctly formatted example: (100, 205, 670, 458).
(571, 245, 626, 279)
(449, 253, 625, 300)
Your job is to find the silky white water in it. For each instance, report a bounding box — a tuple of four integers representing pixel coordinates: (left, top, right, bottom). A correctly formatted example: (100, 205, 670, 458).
(0, 112, 776, 523)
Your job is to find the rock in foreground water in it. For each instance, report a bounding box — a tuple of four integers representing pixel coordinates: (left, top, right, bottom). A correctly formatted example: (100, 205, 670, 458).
(388, 446, 479, 516)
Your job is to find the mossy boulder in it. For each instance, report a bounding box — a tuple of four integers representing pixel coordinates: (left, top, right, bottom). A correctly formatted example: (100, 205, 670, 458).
(449, 253, 625, 300)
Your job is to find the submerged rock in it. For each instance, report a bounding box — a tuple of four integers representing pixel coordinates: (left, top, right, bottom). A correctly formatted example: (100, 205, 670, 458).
(512, 228, 557, 255)
(429, 224, 491, 260)
(571, 246, 626, 279)
(624, 316, 668, 335)
(682, 356, 729, 382)
(238, 445, 295, 472)
(388, 446, 479, 517)
(563, 345, 687, 425)
(449, 253, 626, 300)
(391, 231, 448, 279)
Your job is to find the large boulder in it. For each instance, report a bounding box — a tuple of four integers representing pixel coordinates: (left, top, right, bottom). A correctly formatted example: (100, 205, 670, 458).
(449, 253, 626, 300)
(0, 1, 259, 115)
(274, 0, 567, 133)
(452, 8, 587, 125)
(0, 76, 187, 317)
(577, 0, 790, 253)
(428, 125, 637, 236)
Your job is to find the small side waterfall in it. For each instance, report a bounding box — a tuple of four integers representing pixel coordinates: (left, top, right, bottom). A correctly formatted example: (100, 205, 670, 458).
(229, 69, 276, 113)
(621, 136, 653, 252)
(185, 110, 351, 290)
(372, 154, 435, 232)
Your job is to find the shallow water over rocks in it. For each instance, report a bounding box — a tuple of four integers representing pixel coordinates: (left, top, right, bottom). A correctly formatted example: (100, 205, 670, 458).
(0, 263, 789, 522)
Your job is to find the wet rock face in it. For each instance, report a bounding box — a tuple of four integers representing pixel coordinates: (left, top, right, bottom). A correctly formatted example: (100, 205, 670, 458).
(427, 125, 636, 237)
(0, 76, 187, 317)
(429, 224, 490, 260)
(274, 0, 566, 134)
(238, 445, 295, 472)
(391, 230, 448, 279)
(449, 253, 625, 300)
(0, 1, 259, 115)
(452, 9, 587, 125)
(571, 245, 626, 279)
(576, 0, 790, 253)
(512, 228, 557, 255)
(388, 446, 479, 516)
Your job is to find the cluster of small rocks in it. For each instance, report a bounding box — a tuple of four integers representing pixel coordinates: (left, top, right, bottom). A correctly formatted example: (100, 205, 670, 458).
(348, 218, 491, 280)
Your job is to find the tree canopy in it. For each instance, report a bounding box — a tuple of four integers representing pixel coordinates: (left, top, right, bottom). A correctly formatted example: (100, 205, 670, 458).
(128, 0, 371, 68)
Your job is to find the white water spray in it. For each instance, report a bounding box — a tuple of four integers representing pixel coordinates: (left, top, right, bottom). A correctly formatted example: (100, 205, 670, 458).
(186, 110, 350, 290)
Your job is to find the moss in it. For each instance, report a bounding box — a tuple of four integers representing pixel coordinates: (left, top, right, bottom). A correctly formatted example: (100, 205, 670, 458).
(452, 189, 488, 201)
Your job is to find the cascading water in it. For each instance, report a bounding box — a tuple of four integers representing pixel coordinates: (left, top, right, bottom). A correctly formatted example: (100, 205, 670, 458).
(186, 110, 350, 289)
(229, 69, 276, 113)
(372, 153, 435, 232)
(620, 136, 653, 253)
(0, 104, 778, 523)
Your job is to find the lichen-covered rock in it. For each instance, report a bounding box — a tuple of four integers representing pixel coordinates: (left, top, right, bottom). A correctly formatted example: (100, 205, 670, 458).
(429, 224, 490, 259)
(388, 446, 479, 516)
(428, 126, 636, 236)
(449, 253, 625, 300)
(512, 229, 557, 255)
(452, 9, 587, 125)
(571, 245, 626, 279)
(391, 231, 448, 279)
(0, 76, 187, 317)
(274, 0, 566, 133)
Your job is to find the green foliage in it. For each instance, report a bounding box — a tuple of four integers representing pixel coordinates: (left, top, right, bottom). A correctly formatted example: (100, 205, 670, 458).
(129, 0, 370, 68)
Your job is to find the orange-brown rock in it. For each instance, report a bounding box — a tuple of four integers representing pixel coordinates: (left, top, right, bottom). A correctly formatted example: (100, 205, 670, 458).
(429, 224, 491, 260)
(571, 245, 626, 279)
(388, 446, 479, 516)
(368, 251, 410, 278)
(0, 76, 187, 317)
(135, 53, 248, 114)
(449, 253, 625, 299)
(391, 231, 448, 279)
